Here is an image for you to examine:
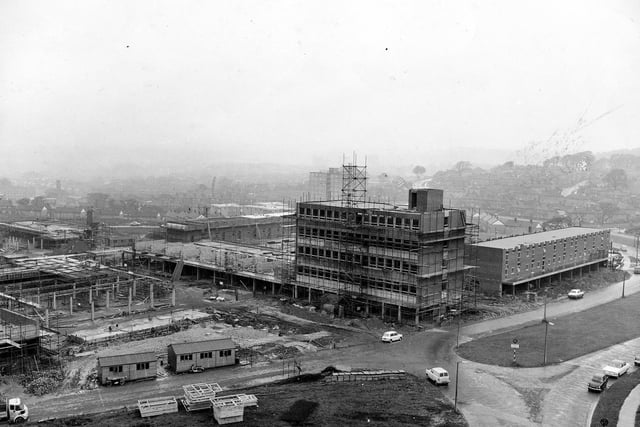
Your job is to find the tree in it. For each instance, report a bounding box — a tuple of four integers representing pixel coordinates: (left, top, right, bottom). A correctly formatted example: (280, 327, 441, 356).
(453, 161, 472, 174)
(597, 201, 619, 225)
(412, 165, 426, 177)
(604, 169, 628, 190)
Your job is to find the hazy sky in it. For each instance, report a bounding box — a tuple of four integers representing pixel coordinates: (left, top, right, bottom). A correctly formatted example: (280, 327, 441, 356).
(1, 0, 640, 176)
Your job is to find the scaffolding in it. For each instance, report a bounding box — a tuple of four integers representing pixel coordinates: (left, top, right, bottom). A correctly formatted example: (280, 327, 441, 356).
(463, 207, 481, 310)
(341, 155, 367, 208)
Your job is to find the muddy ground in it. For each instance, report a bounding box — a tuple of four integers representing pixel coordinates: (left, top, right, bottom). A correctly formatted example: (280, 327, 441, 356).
(37, 374, 467, 427)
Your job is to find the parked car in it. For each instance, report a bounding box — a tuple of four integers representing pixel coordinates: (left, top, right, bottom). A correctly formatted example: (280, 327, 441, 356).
(567, 289, 585, 299)
(426, 367, 450, 385)
(381, 331, 403, 343)
(603, 360, 630, 378)
(587, 373, 608, 392)
(635, 355, 640, 366)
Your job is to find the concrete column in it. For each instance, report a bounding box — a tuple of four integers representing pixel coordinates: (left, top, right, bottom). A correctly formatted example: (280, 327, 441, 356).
(381, 302, 385, 321)
(252, 278, 256, 296)
(150, 283, 154, 308)
(365, 301, 370, 316)
(111, 284, 115, 300)
(128, 287, 132, 314)
(106, 291, 110, 308)
(272, 283, 275, 295)
(89, 287, 92, 304)
(73, 284, 76, 299)
(308, 287, 311, 304)
(415, 308, 420, 326)
(397, 304, 402, 322)
(91, 301, 94, 321)
(36, 293, 40, 305)
(133, 279, 137, 296)
(70, 297, 73, 314)
(45, 309, 49, 328)
(52, 292, 57, 310)
(171, 288, 176, 307)
(8, 299, 11, 310)
(294, 285, 298, 299)
(197, 267, 201, 280)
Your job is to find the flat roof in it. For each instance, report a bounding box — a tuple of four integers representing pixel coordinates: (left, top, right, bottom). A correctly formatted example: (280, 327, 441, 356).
(98, 351, 156, 366)
(169, 338, 235, 354)
(474, 227, 608, 250)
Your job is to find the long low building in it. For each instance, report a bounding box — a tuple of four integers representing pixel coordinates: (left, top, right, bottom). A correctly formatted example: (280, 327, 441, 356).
(472, 227, 610, 295)
(167, 338, 237, 373)
(97, 351, 157, 385)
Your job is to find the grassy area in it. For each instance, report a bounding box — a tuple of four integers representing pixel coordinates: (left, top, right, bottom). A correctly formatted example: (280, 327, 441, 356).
(590, 369, 640, 427)
(38, 374, 467, 427)
(457, 290, 640, 367)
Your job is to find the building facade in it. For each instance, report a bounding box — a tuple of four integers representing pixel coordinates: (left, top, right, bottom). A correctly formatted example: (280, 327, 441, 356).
(296, 189, 467, 324)
(167, 338, 237, 373)
(473, 227, 610, 295)
(165, 215, 287, 244)
(308, 167, 343, 201)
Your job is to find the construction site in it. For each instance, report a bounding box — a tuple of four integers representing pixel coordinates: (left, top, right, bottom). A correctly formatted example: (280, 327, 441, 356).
(0, 159, 480, 425)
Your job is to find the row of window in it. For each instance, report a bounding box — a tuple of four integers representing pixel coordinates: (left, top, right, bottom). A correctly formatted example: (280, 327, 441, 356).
(298, 247, 420, 274)
(179, 350, 233, 362)
(298, 226, 419, 248)
(298, 207, 421, 230)
(297, 265, 420, 294)
(297, 265, 454, 294)
(108, 363, 150, 372)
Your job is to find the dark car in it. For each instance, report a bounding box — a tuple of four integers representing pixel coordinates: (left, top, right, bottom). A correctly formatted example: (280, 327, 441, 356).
(587, 373, 608, 392)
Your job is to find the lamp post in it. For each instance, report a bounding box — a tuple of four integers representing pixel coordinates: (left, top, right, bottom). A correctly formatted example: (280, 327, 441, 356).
(454, 360, 464, 412)
(543, 319, 554, 366)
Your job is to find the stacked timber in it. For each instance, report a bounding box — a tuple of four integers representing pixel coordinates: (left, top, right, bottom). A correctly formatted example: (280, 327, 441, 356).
(211, 394, 258, 425)
(138, 396, 178, 418)
(181, 383, 223, 412)
(327, 369, 406, 382)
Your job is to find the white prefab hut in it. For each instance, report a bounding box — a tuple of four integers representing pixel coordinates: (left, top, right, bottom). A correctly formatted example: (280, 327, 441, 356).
(168, 338, 237, 373)
(97, 351, 157, 385)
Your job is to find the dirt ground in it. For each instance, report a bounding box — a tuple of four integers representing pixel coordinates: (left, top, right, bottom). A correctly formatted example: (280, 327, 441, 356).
(37, 374, 467, 427)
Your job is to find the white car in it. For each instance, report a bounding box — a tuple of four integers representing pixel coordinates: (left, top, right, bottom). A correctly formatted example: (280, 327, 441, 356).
(603, 359, 631, 378)
(381, 331, 403, 343)
(568, 289, 585, 299)
(426, 367, 450, 385)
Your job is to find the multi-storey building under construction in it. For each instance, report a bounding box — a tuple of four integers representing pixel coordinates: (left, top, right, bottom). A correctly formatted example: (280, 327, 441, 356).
(296, 188, 467, 324)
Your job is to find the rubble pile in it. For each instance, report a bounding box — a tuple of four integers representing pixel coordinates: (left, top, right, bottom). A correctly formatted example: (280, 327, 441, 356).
(19, 370, 65, 396)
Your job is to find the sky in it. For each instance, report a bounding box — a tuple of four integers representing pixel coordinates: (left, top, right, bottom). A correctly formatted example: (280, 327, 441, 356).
(1, 0, 640, 178)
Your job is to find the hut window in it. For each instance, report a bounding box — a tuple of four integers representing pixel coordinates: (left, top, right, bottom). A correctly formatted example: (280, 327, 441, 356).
(180, 354, 193, 361)
(219, 350, 232, 357)
(200, 352, 213, 359)
(109, 366, 123, 373)
(136, 362, 150, 370)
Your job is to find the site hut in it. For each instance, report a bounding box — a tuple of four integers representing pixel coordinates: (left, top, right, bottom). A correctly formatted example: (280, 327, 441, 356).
(97, 351, 157, 385)
(472, 227, 610, 296)
(167, 338, 237, 373)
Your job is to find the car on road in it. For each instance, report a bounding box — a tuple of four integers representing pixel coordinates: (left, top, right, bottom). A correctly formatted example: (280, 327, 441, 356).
(381, 331, 403, 343)
(426, 367, 450, 385)
(603, 359, 631, 378)
(587, 373, 608, 392)
(567, 289, 585, 299)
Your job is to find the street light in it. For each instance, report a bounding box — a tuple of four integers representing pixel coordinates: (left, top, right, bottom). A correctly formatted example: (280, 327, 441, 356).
(454, 360, 464, 412)
(543, 319, 554, 366)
